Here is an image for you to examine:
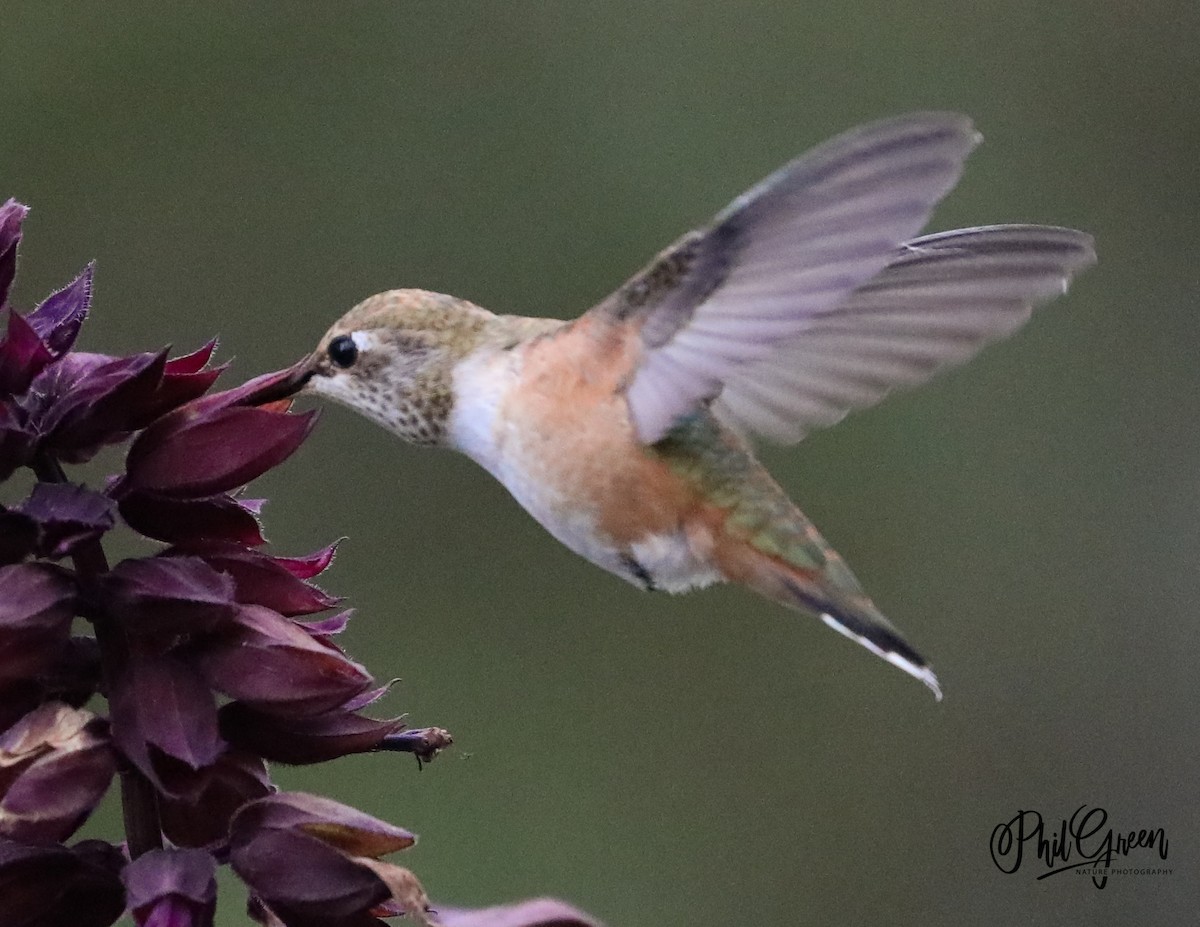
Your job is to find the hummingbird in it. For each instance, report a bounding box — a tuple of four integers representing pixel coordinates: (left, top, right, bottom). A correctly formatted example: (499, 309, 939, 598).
(292, 113, 1094, 698)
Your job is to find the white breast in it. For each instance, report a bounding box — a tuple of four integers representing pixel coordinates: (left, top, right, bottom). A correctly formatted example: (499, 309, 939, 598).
(445, 349, 512, 473)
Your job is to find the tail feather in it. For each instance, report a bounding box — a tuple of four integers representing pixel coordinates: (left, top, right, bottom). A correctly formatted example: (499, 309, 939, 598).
(818, 609, 942, 701)
(682, 430, 942, 698)
(747, 555, 942, 699)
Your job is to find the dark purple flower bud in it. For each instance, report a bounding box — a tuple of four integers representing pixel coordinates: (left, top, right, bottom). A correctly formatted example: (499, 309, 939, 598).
(437, 900, 603, 927)
(165, 542, 339, 616)
(272, 541, 340, 580)
(121, 377, 316, 499)
(122, 848, 217, 927)
(165, 357, 314, 419)
(0, 837, 126, 927)
(2, 482, 117, 561)
(0, 702, 114, 844)
(230, 792, 428, 926)
(301, 609, 353, 639)
(99, 556, 236, 640)
(0, 563, 75, 685)
(25, 264, 92, 357)
(158, 749, 272, 851)
(163, 341, 217, 377)
(107, 646, 223, 797)
(218, 701, 406, 765)
(197, 606, 371, 717)
(144, 340, 225, 421)
(118, 491, 268, 546)
(12, 337, 224, 466)
(0, 199, 28, 309)
(22, 349, 169, 462)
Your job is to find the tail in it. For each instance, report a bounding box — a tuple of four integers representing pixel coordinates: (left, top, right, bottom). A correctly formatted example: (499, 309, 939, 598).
(723, 537, 942, 699)
(813, 592, 941, 701)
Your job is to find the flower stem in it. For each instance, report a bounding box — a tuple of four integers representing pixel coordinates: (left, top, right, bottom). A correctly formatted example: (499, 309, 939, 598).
(32, 452, 164, 858)
(377, 728, 454, 769)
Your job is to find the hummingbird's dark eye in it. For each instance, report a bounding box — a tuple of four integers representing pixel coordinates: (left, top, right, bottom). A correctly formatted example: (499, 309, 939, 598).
(327, 335, 358, 369)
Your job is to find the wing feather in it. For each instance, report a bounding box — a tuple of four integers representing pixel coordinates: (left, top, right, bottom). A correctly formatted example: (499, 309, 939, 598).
(588, 114, 1094, 445)
(712, 225, 1096, 442)
(591, 112, 985, 443)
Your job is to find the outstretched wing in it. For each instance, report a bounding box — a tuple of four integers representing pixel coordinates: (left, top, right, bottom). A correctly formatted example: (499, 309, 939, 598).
(589, 112, 1093, 444)
(712, 225, 1096, 442)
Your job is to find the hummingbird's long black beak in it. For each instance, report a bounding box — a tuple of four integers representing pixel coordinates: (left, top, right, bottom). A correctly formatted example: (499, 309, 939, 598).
(249, 353, 320, 404)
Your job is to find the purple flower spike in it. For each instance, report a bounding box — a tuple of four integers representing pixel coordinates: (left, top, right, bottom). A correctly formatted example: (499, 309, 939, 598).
(0, 702, 115, 844)
(0, 563, 76, 685)
(0, 200, 645, 927)
(0, 838, 126, 927)
(122, 848, 217, 927)
(230, 792, 430, 927)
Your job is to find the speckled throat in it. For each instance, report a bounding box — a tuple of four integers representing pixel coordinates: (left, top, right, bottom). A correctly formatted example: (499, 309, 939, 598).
(306, 288, 564, 447)
(348, 332, 457, 445)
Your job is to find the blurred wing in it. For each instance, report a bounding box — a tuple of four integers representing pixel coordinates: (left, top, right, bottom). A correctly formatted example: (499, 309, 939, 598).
(712, 225, 1097, 442)
(590, 112, 983, 444)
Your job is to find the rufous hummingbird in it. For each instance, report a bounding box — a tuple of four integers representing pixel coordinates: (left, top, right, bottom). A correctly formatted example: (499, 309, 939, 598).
(292, 113, 1094, 698)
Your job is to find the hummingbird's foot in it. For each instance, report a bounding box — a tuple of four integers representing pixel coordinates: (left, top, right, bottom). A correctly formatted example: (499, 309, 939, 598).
(620, 553, 660, 592)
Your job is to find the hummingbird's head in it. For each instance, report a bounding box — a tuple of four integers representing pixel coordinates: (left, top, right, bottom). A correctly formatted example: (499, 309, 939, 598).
(303, 288, 494, 446)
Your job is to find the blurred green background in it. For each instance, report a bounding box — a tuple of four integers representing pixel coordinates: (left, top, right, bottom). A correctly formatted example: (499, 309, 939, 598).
(3, 1, 1197, 924)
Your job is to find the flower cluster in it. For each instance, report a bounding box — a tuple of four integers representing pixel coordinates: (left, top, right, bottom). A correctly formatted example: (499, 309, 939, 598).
(0, 199, 597, 927)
